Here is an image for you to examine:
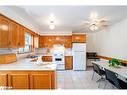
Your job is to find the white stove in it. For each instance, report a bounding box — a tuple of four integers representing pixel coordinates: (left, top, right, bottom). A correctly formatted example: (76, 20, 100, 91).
(52, 45, 65, 70)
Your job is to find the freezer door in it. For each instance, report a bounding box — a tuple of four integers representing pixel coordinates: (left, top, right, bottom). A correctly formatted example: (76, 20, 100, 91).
(73, 51, 86, 70)
(73, 43, 86, 51)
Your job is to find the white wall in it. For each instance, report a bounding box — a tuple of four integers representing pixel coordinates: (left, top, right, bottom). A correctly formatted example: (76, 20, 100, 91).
(94, 19, 127, 60)
(86, 33, 96, 52)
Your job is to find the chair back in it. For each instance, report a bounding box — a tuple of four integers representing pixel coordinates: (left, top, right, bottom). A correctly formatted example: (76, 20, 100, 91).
(105, 69, 120, 88)
(92, 63, 101, 75)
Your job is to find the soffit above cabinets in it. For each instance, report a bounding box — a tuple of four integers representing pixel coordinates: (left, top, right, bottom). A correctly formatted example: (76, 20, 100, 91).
(1, 6, 127, 35)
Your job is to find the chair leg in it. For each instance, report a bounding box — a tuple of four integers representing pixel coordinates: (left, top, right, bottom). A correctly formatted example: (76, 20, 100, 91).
(111, 85, 115, 89)
(104, 81, 107, 89)
(91, 71, 95, 80)
(98, 81, 101, 88)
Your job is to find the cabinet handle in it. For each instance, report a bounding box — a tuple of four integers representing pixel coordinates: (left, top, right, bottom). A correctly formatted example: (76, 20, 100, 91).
(18, 42, 20, 45)
(8, 41, 11, 45)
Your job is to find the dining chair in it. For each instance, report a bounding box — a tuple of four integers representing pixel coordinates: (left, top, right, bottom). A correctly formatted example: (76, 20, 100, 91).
(104, 69, 127, 89)
(92, 63, 106, 88)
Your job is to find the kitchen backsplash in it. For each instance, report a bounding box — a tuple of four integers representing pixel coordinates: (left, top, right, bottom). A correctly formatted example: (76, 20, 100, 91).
(35, 48, 72, 56)
(0, 47, 72, 60)
(0, 48, 32, 60)
(0, 48, 17, 54)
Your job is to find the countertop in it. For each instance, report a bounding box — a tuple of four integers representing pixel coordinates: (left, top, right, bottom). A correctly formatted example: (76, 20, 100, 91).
(0, 58, 57, 71)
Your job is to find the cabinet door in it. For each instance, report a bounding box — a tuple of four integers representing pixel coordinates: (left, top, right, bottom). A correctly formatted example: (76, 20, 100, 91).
(72, 34, 86, 43)
(65, 56, 73, 70)
(39, 36, 45, 48)
(9, 21, 18, 48)
(0, 16, 9, 48)
(30, 74, 52, 89)
(17, 25, 25, 48)
(34, 35, 39, 48)
(42, 56, 52, 62)
(8, 74, 29, 89)
(0, 74, 8, 87)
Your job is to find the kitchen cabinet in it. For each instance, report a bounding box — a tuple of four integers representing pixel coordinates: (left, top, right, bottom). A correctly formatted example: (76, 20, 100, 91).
(8, 74, 29, 89)
(0, 15, 25, 48)
(0, 74, 8, 87)
(9, 22, 25, 48)
(42, 56, 52, 62)
(65, 56, 73, 70)
(39, 36, 72, 48)
(0, 53, 16, 64)
(0, 15, 9, 48)
(30, 73, 52, 89)
(64, 36, 72, 48)
(17, 25, 25, 48)
(33, 35, 39, 48)
(0, 14, 40, 49)
(9, 21, 18, 48)
(72, 34, 86, 43)
(0, 70, 56, 89)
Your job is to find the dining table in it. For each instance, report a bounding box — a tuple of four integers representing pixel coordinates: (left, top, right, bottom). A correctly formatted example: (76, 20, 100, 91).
(91, 60, 127, 82)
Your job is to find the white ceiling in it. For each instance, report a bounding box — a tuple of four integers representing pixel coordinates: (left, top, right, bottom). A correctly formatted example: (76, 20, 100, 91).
(3, 6, 127, 34)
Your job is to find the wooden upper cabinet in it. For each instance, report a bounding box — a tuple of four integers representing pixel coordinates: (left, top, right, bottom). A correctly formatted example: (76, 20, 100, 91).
(9, 22, 25, 48)
(64, 36, 72, 48)
(17, 25, 25, 48)
(0, 15, 9, 48)
(0, 14, 41, 49)
(0, 15, 25, 48)
(34, 35, 39, 48)
(39, 36, 72, 48)
(9, 21, 18, 48)
(72, 34, 86, 43)
(8, 74, 29, 89)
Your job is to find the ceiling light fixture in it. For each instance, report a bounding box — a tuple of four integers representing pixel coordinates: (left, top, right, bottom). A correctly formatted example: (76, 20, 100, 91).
(90, 24, 98, 31)
(49, 21, 55, 30)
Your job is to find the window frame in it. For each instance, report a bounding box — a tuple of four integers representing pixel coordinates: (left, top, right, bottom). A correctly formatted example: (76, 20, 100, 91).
(18, 32, 33, 54)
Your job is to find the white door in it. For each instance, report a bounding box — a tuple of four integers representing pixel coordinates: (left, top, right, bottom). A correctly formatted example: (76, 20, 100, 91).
(73, 51, 86, 70)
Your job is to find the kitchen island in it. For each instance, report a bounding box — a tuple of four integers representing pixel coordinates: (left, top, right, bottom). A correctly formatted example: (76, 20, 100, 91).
(0, 58, 57, 89)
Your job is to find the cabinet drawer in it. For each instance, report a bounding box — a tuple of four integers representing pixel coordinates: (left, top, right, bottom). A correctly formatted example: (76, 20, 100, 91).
(42, 56, 52, 62)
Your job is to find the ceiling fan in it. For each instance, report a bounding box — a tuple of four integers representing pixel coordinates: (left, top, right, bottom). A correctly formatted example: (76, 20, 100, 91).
(83, 18, 108, 31)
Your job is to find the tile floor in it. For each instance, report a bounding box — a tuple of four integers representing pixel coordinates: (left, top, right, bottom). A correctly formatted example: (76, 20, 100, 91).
(56, 69, 113, 89)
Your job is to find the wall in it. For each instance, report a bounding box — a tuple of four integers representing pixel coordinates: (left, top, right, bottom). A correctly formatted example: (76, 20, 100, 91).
(94, 18, 127, 60)
(86, 33, 96, 52)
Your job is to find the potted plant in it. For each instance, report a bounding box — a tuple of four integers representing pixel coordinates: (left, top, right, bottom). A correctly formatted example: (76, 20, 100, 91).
(108, 58, 121, 67)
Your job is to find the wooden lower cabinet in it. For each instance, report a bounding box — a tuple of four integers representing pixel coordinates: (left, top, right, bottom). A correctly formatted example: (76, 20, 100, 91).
(65, 56, 73, 70)
(8, 74, 29, 89)
(42, 56, 52, 62)
(0, 74, 8, 86)
(0, 71, 56, 89)
(30, 73, 52, 89)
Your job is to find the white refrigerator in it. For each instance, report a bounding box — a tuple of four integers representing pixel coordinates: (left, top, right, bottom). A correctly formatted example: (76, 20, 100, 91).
(73, 43, 86, 70)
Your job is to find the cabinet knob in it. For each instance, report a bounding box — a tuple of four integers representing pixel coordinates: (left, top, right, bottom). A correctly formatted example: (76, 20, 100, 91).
(8, 41, 11, 45)
(18, 42, 20, 45)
